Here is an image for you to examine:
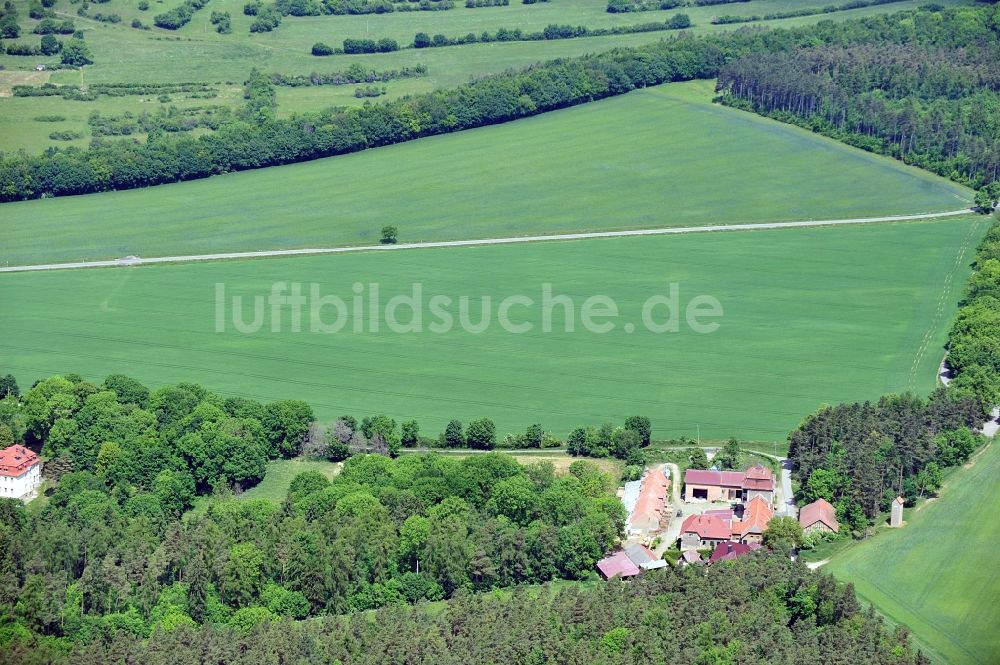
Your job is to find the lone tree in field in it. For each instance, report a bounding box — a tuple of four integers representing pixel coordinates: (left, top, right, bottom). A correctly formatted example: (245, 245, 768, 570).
(380, 225, 398, 244)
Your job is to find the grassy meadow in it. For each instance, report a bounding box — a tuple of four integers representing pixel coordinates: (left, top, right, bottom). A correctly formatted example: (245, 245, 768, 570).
(0, 215, 986, 442)
(0, 81, 971, 265)
(826, 439, 1000, 665)
(0, 0, 973, 152)
(239, 456, 342, 501)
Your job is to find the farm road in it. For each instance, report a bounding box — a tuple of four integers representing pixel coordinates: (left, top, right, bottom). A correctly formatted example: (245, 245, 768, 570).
(0, 208, 974, 273)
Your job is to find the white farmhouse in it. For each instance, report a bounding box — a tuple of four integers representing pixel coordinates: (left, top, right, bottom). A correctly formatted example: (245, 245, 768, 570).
(0, 445, 41, 501)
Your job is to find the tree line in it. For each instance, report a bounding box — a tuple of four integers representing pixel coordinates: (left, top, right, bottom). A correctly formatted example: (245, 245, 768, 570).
(408, 14, 691, 50)
(606, 0, 744, 13)
(711, 0, 908, 24)
(947, 220, 1000, 406)
(3, 553, 933, 664)
(0, 32, 724, 200)
(270, 63, 428, 85)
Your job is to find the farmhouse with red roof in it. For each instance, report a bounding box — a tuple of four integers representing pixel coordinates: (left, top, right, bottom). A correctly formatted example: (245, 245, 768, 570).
(0, 444, 42, 501)
(730, 495, 774, 544)
(799, 498, 840, 535)
(683, 464, 775, 504)
(679, 514, 733, 550)
(628, 467, 670, 535)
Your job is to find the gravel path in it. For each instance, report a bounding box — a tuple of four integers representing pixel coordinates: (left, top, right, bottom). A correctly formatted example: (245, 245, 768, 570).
(0, 208, 973, 274)
(938, 356, 997, 438)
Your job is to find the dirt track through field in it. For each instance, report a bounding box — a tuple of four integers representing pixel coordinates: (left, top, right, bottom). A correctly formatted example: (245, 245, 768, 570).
(0, 208, 974, 273)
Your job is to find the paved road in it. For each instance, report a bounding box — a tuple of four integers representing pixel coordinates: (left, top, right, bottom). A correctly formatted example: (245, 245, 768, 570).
(744, 448, 796, 518)
(0, 208, 973, 274)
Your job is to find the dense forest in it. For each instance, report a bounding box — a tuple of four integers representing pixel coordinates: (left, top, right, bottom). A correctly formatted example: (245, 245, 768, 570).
(716, 38, 1000, 191)
(2, 3, 999, 202)
(0, 447, 624, 638)
(787, 388, 984, 529)
(0, 373, 314, 498)
(1, 541, 932, 665)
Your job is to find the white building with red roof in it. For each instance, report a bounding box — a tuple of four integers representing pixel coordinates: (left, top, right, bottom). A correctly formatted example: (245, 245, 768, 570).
(0, 445, 41, 501)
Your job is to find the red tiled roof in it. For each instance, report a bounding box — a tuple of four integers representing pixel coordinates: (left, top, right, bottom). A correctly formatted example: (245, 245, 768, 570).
(681, 550, 702, 564)
(741, 465, 774, 491)
(799, 498, 840, 533)
(596, 551, 641, 579)
(703, 508, 734, 525)
(0, 445, 38, 478)
(731, 495, 774, 538)
(709, 542, 760, 563)
(631, 468, 670, 531)
(743, 465, 772, 480)
(680, 514, 732, 540)
(684, 469, 744, 487)
(685, 466, 774, 492)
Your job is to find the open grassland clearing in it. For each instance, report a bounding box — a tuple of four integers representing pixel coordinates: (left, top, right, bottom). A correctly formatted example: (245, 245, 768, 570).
(239, 456, 342, 500)
(0, 216, 986, 442)
(0, 0, 972, 150)
(0, 81, 971, 266)
(826, 438, 1000, 665)
(184, 456, 342, 516)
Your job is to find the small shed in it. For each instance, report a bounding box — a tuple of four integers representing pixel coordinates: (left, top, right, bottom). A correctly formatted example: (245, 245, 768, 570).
(680, 550, 703, 566)
(889, 496, 904, 527)
(596, 552, 641, 580)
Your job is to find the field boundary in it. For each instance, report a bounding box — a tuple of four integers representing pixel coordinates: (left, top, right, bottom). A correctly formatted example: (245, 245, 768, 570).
(0, 208, 973, 273)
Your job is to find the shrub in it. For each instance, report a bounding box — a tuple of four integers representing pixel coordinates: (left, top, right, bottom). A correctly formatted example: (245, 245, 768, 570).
(249, 7, 281, 31)
(342, 38, 377, 53)
(49, 130, 84, 140)
(311, 41, 334, 55)
(60, 38, 92, 65)
(6, 42, 43, 55)
(40, 34, 61, 54)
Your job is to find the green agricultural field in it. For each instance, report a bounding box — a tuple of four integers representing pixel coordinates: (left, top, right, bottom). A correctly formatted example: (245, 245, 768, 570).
(0, 81, 971, 266)
(0, 0, 972, 152)
(0, 215, 987, 442)
(826, 440, 1000, 665)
